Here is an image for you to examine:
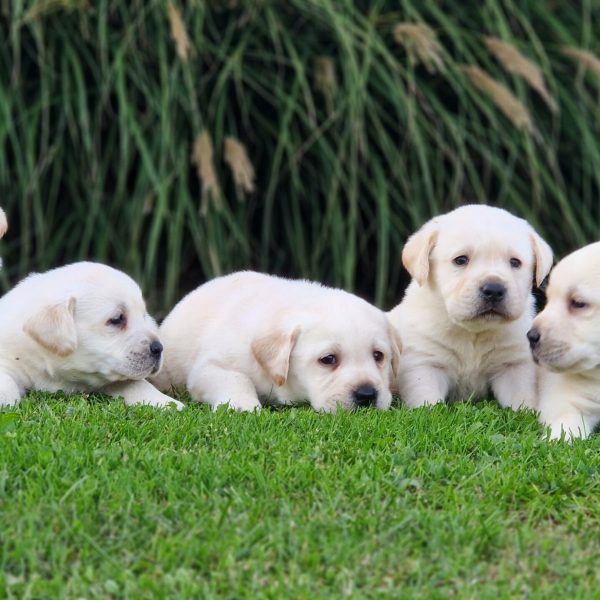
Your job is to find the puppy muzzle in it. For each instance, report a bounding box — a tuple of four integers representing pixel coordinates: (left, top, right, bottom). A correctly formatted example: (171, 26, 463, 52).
(352, 383, 378, 408)
(475, 281, 510, 319)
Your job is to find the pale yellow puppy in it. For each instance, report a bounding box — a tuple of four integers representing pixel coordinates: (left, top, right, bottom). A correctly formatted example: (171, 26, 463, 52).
(152, 271, 401, 412)
(388, 204, 552, 410)
(528, 242, 600, 440)
(0, 262, 183, 410)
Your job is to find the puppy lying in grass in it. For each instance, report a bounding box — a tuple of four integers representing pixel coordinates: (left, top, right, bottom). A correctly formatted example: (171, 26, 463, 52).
(152, 271, 401, 412)
(388, 204, 552, 410)
(528, 242, 600, 440)
(0, 262, 183, 410)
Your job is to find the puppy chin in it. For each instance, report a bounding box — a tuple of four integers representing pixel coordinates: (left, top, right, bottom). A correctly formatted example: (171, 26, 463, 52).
(447, 301, 518, 332)
(119, 359, 162, 380)
(310, 394, 352, 413)
(375, 389, 393, 410)
(312, 390, 390, 412)
(535, 348, 599, 374)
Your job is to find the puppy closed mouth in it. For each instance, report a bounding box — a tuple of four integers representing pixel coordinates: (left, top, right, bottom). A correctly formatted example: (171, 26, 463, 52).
(150, 362, 162, 376)
(474, 307, 509, 321)
(532, 345, 572, 371)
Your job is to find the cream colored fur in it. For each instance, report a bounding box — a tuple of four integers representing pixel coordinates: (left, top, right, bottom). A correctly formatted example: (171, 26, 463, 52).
(388, 204, 552, 410)
(530, 242, 600, 439)
(0, 262, 183, 410)
(152, 271, 400, 412)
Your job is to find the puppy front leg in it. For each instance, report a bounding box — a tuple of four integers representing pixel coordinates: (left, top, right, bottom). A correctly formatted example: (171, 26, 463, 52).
(492, 362, 537, 410)
(398, 364, 450, 408)
(0, 372, 22, 408)
(537, 383, 598, 441)
(103, 380, 185, 410)
(188, 363, 261, 412)
(541, 409, 599, 441)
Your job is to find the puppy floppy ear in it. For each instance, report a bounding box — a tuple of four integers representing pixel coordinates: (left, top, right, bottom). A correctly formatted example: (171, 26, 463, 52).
(389, 325, 403, 380)
(23, 298, 78, 356)
(529, 231, 553, 286)
(0, 207, 7, 239)
(402, 226, 438, 286)
(251, 327, 300, 387)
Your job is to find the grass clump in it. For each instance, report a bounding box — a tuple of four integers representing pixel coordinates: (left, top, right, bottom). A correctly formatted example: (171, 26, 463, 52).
(2, 395, 600, 597)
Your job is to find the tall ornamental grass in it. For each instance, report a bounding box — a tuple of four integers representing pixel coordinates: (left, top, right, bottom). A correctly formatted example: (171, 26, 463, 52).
(1, 0, 599, 313)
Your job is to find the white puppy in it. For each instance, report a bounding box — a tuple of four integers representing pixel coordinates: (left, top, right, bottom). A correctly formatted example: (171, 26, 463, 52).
(152, 271, 401, 412)
(388, 204, 553, 409)
(0, 262, 183, 410)
(528, 242, 600, 439)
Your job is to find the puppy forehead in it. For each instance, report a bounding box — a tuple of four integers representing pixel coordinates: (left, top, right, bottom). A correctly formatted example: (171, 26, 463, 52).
(74, 275, 146, 314)
(301, 307, 390, 349)
(439, 204, 528, 228)
(435, 213, 531, 257)
(550, 245, 600, 298)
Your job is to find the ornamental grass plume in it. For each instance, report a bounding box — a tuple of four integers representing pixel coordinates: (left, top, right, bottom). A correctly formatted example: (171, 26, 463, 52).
(393, 22, 444, 73)
(314, 56, 337, 116)
(21, 0, 87, 21)
(224, 137, 256, 200)
(562, 47, 600, 80)
(167, 1, 193, 61)
(485, 37, 558, 113)
(192, 131, 221, 214)
(462, 65, 535, 134)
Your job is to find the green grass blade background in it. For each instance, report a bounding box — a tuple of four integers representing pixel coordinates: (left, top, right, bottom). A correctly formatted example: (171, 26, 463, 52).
(1, 0, 599, 314)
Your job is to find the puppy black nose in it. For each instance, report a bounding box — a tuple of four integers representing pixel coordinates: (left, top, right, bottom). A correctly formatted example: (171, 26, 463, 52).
(527, 328, 541, 348)
(353, 384, 378, 407)
(480, 282, 506, 304)
(149, 340, 163, 356)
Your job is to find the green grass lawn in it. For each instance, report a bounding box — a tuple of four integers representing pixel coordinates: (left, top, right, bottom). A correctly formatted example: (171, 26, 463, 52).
(1, 395, 600, 598)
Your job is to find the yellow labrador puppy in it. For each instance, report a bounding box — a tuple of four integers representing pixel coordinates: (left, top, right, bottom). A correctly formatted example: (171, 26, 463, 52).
(528, 242, 600, 439)
(0, 262, 183, 410)
(152, 271, 401, 412)
(388, 204, 552, 410)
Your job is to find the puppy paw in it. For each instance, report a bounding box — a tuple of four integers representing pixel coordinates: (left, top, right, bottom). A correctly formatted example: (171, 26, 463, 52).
(546, 419, 586, 442)
(146, 396, 185, 411)
(212, 397, 262, 412)
(403, 396, 445, 409)
(0, 398, 19, 409)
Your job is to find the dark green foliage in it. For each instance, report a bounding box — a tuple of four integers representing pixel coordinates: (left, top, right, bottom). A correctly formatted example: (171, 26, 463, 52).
(1, 0, 599, 313)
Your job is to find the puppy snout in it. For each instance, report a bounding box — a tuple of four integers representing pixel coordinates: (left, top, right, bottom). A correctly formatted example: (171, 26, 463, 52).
(149, 339, 163, 357)
(480, 282, 506, 305)
(353, 384, 378, 407)
(527, 327, 541, 348)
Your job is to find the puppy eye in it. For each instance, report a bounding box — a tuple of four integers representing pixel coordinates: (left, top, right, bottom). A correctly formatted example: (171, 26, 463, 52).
(319, 354, 338, 366)
(373, 350, 384, 363)
(453, 255, 469, 266)
(107, 313, 127, 327)
(510, 258, 522, 269)
(570, 299, 588, 311)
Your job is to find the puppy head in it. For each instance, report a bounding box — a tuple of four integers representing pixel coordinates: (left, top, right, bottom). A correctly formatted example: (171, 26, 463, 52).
(403, 205, 552, 331)
(252, 294, 400, 412)
(529, 242, 600, 373)
(23, 262, 163, 385)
